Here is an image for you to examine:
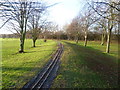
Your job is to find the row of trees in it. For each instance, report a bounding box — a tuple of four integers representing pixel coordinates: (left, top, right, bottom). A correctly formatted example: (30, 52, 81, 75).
(64, 0, 119, 53)
(0, 0, 57, 53)
(0, 0, 119, 53)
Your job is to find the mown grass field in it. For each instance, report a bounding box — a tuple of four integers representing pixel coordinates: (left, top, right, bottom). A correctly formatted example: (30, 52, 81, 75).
(52, 40, 118, 88)
(1, 38, 57, 89)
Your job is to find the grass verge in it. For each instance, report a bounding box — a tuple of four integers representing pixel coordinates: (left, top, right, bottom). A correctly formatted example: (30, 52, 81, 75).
(52, 40, 118, 88)
(1, 38, 57, 89)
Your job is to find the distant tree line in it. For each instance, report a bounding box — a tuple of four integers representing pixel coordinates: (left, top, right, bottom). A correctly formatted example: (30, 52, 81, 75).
(0, 0, 119, 54)
(0, 29, 118, 41)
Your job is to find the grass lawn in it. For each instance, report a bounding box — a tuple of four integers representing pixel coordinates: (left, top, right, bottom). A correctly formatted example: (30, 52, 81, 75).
(1, 38, 57, 89)
(52, 40, 118, 88)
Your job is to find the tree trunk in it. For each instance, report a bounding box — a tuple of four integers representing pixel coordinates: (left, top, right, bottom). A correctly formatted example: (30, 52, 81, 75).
(67, 35, 70, 40)
(101, 33, 106, 45)
(19, 35, 25, 53)
(106, 29, 112, 53)
(84, 32, 87, 47)
(44, 36, 47, 42)
(76, 36, 79, 43)
(33, 40, 36, 47)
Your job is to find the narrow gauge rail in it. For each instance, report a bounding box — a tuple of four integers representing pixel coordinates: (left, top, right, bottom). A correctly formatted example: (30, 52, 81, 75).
(22, 43, 63, 89)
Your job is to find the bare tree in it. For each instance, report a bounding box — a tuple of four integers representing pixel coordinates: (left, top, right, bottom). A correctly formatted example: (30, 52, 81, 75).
(65, 17, 82, 43)
(28, 2, 47, 47)
(28, 2, 58, 46)
(65, 24, 74, 40)
(50, 23, 59, 40)
(63, 24, 71, 40)
(80, 10, 98, 46)
(87, 0, 118, 53)
(41, 22, 53, 42)
(0, 0, 57, 52)
(96, 19, 107, 45)
(0, 0, 46, 52)
(70, 18, 80, 43)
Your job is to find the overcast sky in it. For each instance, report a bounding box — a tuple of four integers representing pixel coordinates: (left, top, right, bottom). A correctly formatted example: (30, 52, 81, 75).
(0, 0, 86, 34)
(46, 0, 86, 26)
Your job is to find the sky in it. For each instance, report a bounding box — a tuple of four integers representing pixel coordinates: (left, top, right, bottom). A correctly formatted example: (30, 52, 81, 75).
(0, 0, 86, 34)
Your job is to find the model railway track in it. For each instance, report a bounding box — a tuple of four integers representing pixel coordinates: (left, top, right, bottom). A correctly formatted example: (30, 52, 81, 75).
(22, 43, 63, 89)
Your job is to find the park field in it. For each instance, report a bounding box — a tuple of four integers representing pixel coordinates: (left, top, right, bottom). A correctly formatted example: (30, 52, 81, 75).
(52, 40, 119, 88)
(1, 39, 119, 88)
(1, 38, 57, 88)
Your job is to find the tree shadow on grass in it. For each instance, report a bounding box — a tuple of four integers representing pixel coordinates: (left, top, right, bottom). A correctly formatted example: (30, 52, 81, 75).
(30, 45, 56, 48)
(24, 50, 55, 53)
(12, 50, 56, 55)
(2, 66, 42, 88)
(2, 65, 40, 72)
(11, 44, 57, 55)
(63, 41, 118, 88)
(2, 56, 51, 88)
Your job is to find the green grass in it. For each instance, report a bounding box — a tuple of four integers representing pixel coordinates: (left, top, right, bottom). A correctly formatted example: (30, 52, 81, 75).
(0, 39, 2, 89)
(52, 40, 118, 88)
(1, 38, 57, 89)
(65, 40, 118, 63)
(68, 40, 118, 58)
